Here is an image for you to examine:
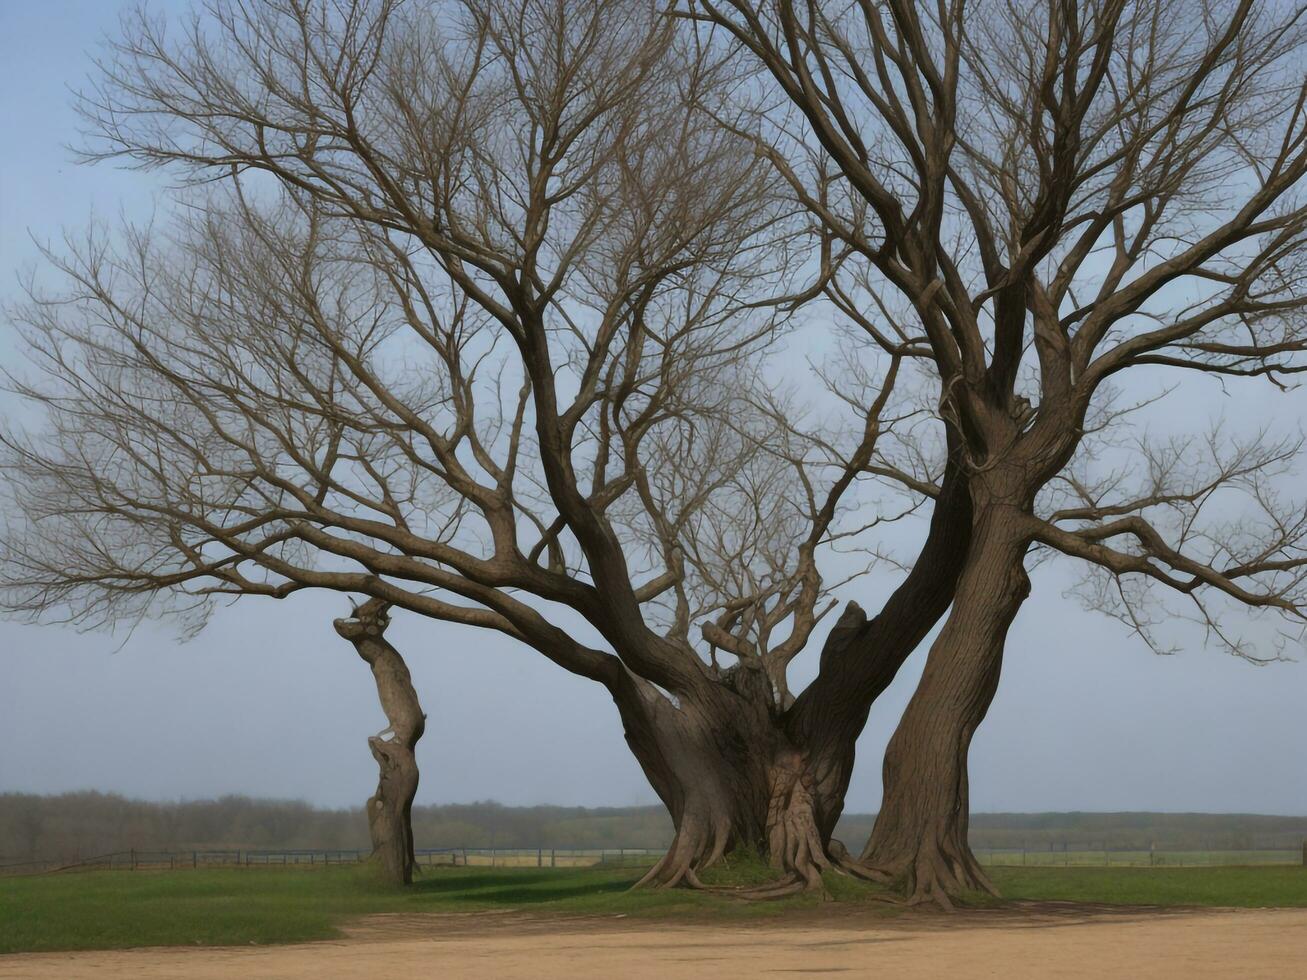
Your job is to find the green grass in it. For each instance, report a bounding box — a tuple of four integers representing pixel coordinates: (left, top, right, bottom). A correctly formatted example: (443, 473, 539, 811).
(3, 861, 1307, 955)
(991, 865, 1307, 907)
(977, 848, 1300, 867)
(0, 856, 876, 954)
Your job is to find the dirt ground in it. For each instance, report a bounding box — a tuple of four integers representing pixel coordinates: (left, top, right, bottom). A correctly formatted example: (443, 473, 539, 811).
(4, 904, 1305, 979)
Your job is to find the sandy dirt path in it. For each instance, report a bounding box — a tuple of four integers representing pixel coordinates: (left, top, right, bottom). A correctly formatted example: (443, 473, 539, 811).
(4, 905, 1305, 978)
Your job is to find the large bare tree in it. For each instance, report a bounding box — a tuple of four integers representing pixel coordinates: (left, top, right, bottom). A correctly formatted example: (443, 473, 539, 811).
(684, 0, 1307, 903)
(0, 0, 970, 893)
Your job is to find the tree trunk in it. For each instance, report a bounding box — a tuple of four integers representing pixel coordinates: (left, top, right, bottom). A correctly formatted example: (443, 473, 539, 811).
(610, 665, 844, 894)
(334, 599, 426, 886)
(859, 503, 1031, 907)
(608, 456, 977, 894)
(786, 453, 974, 846)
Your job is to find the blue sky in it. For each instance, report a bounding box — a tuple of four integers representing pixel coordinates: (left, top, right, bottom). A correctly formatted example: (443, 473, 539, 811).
(1, 0, 1305, 817)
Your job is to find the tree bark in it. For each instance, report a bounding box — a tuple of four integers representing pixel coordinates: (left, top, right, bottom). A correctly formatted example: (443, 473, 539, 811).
(786, 455, 974, 845)
(334, 599, 426, 886)
(609, 664, 842, 894)
(858, 503, 1032, 907)
(609, 457, 976, 894)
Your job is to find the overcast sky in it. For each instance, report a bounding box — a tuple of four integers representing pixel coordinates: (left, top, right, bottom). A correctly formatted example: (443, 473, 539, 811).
(1, 0, 1305, 817)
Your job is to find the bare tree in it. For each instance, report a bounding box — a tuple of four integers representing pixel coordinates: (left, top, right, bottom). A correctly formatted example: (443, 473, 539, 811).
(334, 599, 425, 885)
(684, 0, 1307, 903)
(0, 0, 970, 893)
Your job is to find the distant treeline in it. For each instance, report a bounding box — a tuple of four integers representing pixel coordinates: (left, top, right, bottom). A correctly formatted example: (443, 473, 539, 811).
(3, 792, 1306, 863)
(838, 811, 1307, 853)
(0, 792, 673, 863)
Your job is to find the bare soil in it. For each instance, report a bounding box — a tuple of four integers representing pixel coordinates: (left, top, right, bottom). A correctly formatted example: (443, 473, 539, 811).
(3, 904, 1304, 978)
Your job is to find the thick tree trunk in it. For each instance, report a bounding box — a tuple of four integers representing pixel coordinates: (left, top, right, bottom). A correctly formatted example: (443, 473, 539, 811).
(786, 455, 974, 846)
(607, 457, 976, 894)
(334, 599, 426, 886)
(610, 665, 843, 894)
(859, 504, 1031, 907)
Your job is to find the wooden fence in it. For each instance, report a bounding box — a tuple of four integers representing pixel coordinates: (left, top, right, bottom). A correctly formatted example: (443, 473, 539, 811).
(4, 843, 1304, 877)
(0, 846, 664, 876)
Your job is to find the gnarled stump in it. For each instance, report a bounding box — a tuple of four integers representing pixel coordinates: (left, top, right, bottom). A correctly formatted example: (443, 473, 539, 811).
(334, 599, 426, 886)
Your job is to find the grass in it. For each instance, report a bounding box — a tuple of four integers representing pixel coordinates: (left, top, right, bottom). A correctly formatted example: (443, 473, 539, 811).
(0, 856, 853, 954)
(3, 860, 1307, 955)
(976, 848, 1301, 867)
(990, 865, 1307, 907)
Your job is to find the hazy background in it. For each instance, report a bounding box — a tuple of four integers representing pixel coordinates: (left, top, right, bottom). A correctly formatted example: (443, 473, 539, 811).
(2, 0, 1305, 818)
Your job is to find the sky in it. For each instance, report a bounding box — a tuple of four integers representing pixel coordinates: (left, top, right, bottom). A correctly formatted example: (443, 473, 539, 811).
(1, 0, 1305, 818)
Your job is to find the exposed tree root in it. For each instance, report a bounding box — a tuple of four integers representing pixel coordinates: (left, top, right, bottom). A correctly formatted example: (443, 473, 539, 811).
(662, 752, 843, 902)
(727, 872, 815, 900)
(754, 751, 834, 899)
(630, 755, 843, 900)
(843, 837, 1000, 911)
(830, 842, 895, 886)
(632, 810, 732, 890)
(633, 792, 998, 911)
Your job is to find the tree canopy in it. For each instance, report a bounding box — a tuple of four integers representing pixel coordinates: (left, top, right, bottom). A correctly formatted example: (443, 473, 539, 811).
(3, 0, 1307, 905)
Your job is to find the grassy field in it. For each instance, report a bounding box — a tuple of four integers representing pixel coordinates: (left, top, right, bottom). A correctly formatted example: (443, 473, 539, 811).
(976, 848, 1302, 867)
(990, 866, 1307, 907)
(0, 861, 830, 954)
(4, 862, 1307, 955)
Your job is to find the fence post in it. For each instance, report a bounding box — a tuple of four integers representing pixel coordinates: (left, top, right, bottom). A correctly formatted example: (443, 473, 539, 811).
(537, 848, 542, 868)
(551, 849, 556, 868)
(130, 848, 136, 871)
(1301, 839, 1306, 867)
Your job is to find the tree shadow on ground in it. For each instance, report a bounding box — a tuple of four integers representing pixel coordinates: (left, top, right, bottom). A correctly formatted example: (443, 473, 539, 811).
(408, 869, 640, 905)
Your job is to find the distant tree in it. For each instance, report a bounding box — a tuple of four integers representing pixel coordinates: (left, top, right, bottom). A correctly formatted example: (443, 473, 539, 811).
(683, 0, 1307, 902)
(0, 0, 969, 893)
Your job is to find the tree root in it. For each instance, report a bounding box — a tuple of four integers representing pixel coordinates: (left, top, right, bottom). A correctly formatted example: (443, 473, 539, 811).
(629, 752, 870, 904)
(839, 839, 1000, 911)
(631, 813, 731, 890)
(729, 750, 836, 899)
(635, 823, 998, 912)
(724, 872, 819, 900)
(632, 825, 835, 901)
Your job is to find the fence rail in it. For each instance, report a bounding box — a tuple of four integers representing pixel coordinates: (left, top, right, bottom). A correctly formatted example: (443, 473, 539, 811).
(973, 846, 1305, 868)
(3, 843, 1304, 877)
(0, 845, 664, 877)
